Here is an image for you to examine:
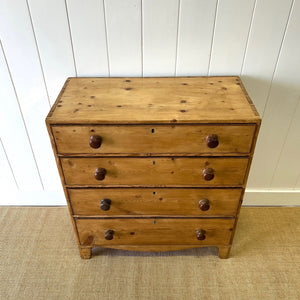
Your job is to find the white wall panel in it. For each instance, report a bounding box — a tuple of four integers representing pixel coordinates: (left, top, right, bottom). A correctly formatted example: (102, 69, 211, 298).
(209, 0, 255, 75)
(271, 99, 300, 188)
(248, 0, 300, 189)
(0, 0, 299, 205)
(0, 43, 42, 191)
(66, 0, 109, 77)
(28, 0, 76, 104)
(0, 0, 62, 191)
(143, 0, 179, 76)
(241, 0, 294, 115)
(268, 0, 300, 189)
(0, 139, 17, 194)
(176, 0, 217, 76)
(105, 0, 142, 76)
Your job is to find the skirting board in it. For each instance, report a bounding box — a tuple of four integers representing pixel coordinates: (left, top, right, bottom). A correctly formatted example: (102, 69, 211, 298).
(0, 190, 66, 206)
(1, 189, 299, 206)
(243, 189, 300, 206)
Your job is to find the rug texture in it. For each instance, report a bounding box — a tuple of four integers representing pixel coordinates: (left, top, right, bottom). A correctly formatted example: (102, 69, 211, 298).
(0, 207, 299, 300)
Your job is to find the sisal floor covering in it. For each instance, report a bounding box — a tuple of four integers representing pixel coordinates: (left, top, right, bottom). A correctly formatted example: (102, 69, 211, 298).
(0, 207, 299, 300)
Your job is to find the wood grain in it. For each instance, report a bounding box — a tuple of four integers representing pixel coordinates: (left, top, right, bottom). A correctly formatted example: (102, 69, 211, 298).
(78, 246, 92, 259)
(46, 77, 260, 124)
(46, 76, 261, 259)
(76, 218, 235, 246)
(61, 157, 249, 186)
(218, 245, 231, 259)
(68, 188, 242, 216)
(53, 124, 255, 155)
(101, 244, 218, 252)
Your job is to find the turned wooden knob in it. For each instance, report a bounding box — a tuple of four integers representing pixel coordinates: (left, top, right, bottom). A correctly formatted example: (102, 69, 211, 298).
(105, 229, 114, 240)
(196, 229, 206, 240)
(89, 135, 102, 149)
(203, 168, 214, 181)
(206, 134, 219, 148)
(199, 199, 210, 211)
(100, 198, 111, 211)
(94, 167, 106, 181)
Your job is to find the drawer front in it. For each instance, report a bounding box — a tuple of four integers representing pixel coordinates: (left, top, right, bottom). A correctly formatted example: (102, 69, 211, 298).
(61, 157, 248, 186)
(69, 188, 242, 216)
(76, 218, 235, 246)
(53, 125, 255, 155)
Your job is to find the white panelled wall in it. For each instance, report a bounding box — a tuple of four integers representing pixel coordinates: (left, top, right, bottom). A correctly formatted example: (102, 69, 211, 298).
(0, 0, 299, 205)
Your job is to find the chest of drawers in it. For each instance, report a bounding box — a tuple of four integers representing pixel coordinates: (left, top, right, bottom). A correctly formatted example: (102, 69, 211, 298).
(46, 76, 260, 259)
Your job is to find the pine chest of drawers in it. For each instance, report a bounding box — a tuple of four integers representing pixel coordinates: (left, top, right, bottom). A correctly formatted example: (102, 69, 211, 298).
(46, 76, 260, 259)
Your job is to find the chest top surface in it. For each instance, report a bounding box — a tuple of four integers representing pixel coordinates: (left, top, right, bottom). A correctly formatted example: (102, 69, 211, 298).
(46, 76, 260, 124)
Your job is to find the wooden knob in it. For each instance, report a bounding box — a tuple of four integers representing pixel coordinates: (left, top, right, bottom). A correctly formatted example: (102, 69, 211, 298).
(105, 229, 114, 240)
(94, 167, 106, 181)
(206, 134, 219, 148)
(196, 229, 206, 240)
(199, 199, 210, 211)
(89, 135, 102, 149)
(203, 168, 214, 181)
(100, 198, 111, 211)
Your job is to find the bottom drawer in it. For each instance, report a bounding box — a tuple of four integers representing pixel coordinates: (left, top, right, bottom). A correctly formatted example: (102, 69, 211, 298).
(76, 218, 235, 246)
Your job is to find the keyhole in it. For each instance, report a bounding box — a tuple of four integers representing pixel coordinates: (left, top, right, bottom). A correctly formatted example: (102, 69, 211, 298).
(153, 161, 155, 165)
(151, 128, 155, 133)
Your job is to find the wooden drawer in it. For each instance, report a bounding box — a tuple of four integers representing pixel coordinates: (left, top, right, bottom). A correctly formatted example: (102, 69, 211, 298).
(61, 157, 249, 186)
(46, 77, 261, 259)
(76, 218, 235, 246)
(69, 188, 242, 216)
(52, 125, 255, 155)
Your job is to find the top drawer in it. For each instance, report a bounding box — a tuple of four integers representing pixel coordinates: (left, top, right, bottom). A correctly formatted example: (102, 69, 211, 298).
(52, 125, 255, 155)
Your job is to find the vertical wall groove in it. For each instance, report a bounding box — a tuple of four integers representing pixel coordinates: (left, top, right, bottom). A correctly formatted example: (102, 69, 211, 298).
(26, 0, 51, 107)
(240, 0, 258, 75)
(64, 0, 78, 77)
(0, 138, 19, 189)
(261, 0, 295, 118)
(0, 41, 44, 190)
(102, 0, 111, 77)
(207, 0, 219, 75)
(174, 0, 181, 76)
(141, 0, 144, 77)
(270, 96, 300, 187)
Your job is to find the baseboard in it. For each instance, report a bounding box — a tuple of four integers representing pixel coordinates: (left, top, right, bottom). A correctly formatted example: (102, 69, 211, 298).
(243, 189, 300, 206)
(0, 190, 66, 206)
(1, 188, 299, 206)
